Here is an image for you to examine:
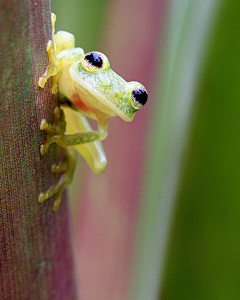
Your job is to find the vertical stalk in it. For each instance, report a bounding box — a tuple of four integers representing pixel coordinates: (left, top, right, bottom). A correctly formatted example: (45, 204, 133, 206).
(0, 1, 77, 299)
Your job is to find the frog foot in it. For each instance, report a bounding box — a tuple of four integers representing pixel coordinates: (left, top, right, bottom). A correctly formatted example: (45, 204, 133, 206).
(40, 106, 67, 155)
(39, 40, 59, 94)
(38, 147, 77, 211)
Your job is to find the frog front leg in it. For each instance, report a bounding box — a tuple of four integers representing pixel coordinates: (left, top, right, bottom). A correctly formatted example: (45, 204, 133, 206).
(62, 106, 107, 174)
(39, 107, 108, 211)
(40, 107, 108, 156)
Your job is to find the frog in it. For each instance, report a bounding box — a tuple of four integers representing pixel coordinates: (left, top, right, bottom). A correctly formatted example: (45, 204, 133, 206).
(38, 13, 148, 211)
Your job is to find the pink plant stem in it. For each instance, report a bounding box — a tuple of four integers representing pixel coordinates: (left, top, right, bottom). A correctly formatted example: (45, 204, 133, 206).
(73, 1, 166, 299)
(0, 1, 77, 299)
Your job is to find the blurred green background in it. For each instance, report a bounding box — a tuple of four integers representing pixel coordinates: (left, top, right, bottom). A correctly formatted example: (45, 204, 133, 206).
(52, 0, 240, 299)
(52, 0, 110, 52)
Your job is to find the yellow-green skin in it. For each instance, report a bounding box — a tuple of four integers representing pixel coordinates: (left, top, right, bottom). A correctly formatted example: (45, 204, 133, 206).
(38, 13, 147, 211)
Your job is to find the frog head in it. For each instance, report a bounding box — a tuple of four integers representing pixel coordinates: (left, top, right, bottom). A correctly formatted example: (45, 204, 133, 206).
(69, 51, 148, 122)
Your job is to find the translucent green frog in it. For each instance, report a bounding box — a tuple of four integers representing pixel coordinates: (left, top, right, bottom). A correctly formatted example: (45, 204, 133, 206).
(38, 13, 148, 211)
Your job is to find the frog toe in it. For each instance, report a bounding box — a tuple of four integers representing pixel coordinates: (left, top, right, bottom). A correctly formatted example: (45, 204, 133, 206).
(52, 193, 62, 212)
(40, 119, 48, 130)
(53, 106, 61, 119)
(38, 76, 47, 88)
(40, 143, 49, 155)
(47, 40, 54, 52)
(38, 192, 47, 203)
(51, 161, 68, 174)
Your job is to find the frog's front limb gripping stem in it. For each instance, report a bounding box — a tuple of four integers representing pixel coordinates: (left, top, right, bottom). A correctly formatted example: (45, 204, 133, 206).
(40, 107, 108, 155)
(39, 107, 108, 211)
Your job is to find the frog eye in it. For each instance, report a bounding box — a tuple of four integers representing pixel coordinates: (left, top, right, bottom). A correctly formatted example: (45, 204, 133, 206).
(130, 86, 148, 110)
(80, 51, 109, 72)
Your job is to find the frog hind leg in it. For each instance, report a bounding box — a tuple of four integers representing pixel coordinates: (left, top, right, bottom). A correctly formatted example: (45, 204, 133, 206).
(38, 146, 77, 211)
(39, 107, 74, 211)
(38, 39, 84, 94)
(39, 13, 81, 93)
(39, 37, 84, 94)
(38, 40, 59, 93)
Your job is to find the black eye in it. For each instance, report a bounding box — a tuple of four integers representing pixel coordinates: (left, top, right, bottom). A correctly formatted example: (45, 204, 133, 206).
(84, 52, 103, 68)
(80, 51, 109, 72)
(131, 87, 148, 110)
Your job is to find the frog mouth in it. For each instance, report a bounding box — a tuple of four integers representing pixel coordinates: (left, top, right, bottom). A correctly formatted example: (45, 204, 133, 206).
(74, 81, 134, 122)
(72, 92, 116, 120)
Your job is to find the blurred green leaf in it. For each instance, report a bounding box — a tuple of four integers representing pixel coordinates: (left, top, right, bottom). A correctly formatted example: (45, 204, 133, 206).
(160, 0, 240, 299)
(131, 1, 225, 299)
(51, 0, 110, 52)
